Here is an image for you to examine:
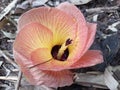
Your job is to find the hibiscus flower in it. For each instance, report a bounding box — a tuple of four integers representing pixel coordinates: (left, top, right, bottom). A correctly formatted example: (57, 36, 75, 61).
(13, 2, 103, 88)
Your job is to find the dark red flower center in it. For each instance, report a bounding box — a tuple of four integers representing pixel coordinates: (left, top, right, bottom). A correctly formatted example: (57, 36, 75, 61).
(51, 45, 69, 61)
(51, 38, 72, 61)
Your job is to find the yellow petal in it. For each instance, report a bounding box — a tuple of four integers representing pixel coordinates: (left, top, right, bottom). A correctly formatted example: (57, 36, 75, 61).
(67, 23, 88, 62)
(57, 2, 89, 62)
(30, 48, 52, 66)
(14, 22, 53, 59)
(30, 47, 72, 71)
(18, 7, 77, 45)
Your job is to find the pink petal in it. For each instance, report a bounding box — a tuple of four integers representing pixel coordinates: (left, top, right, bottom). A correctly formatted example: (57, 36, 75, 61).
(31, 48, 52, 66)
(57, 2, 86, 24)
(57, 2, 89, 61)
(18, 7, 77, 45)
(30, 48, 71, 71)
(31, 48, 71, 71)
(30, 46, 74, 71)
(57, 2, 98, 62)
(13, 50, 39, 85)
(70, 50, 103, 69)
(81, 23, 97, 55)
(36, 70, 73, 88)
(14, 22, 53, 59)
(14, 50, 73, 87)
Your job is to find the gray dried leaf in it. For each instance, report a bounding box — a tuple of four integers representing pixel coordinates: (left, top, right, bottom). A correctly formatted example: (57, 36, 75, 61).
(0, 0, 18, 21)
(75, 72, 107, 89)
(0, 84, 14, 90)
(0, 61, 3, 66)
(3, 65, 11, 76)
(69, 0, 92, 5)
(104, 66, 119, 90)
(16, 1, 29, 10)
(34, 85, 56, 90)
(19, 85, 56, 90)
(1, 30, 16, 38)
(31, 0, 48, 7)
(93, 14, 99, 22)
(107, 21, 120, 32)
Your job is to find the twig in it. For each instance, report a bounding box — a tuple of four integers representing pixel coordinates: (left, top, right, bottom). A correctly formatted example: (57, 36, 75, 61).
(12, 69, 19, 72)
(0, 76, 18, 81)
(0, 50, 18, 68)
(0, 0, 18, 21)
(15, 71, 22, 90)
(86, 6, 119, 13)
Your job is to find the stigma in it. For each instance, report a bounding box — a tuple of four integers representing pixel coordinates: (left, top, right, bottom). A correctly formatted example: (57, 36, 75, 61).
(57, 38, 72, 60)
(51, 38, 72, 61)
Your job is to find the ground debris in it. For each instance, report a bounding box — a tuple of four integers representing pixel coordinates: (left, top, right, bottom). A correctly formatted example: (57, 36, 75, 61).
(0, 0, 120, 90)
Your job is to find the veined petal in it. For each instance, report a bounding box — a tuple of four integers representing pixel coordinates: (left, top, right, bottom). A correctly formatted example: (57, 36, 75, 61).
(68, 24, 87, 62)
(13, 50, 38, 85)
(69, 23, 96, 63)
(30, 47, 69, 71)
(15, 41, 72, 71)
(57, 2, 88, 62)
(36, 70, 73, 87)
(70, 50, 103, 69)
(14, 22, 53, 59)
(57, 2, 86, 24)
(14, 50, 73, 87)
(18, 7, 77, 45)
(30, 46, 71, 71)
(31, 48, 52, 66)
(81, 23, 97, 55)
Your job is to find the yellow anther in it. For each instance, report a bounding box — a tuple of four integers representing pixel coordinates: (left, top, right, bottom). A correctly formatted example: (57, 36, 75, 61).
(57, 38, 72, 60)
(57, 43, 68, 59)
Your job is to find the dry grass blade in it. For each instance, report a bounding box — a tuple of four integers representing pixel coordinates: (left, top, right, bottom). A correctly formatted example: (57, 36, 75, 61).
(15, 71, 22, 90)
(0, 50, 18, 68)
(86, 6, 119, 13)
(0, 76, 18, 81)
(0, 0, 18, 21)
